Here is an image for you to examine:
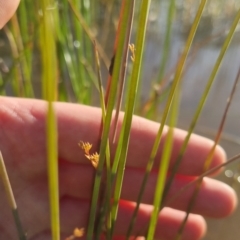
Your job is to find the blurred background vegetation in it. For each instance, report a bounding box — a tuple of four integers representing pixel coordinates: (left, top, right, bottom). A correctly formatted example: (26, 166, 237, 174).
(1, 0, 240, 239)
(1, 0, 239, 106)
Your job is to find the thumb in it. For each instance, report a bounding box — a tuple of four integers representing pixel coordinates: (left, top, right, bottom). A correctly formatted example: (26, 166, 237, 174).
(0, 0, 20, 29)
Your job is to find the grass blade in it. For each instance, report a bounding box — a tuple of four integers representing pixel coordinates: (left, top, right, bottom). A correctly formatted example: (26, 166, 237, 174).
(68, 0, 109, 68)
(110, 0, 150, 236)
(93, 42, 112, 239)
(85, 1, 133, 238)
(163, 7, 240, 207)
(40, 0, 59, 239)
(166, 152, 240, 208)
(127, 0, 207, 236)
(111, 1, 135, 143)
(175, 60, 240, 240)
(146, 0, 175, 119)
(12, 8, 33, 97)
(0, 152, 26, 240)
(3, 26, 24, 96)
(146, 87, 179, 239)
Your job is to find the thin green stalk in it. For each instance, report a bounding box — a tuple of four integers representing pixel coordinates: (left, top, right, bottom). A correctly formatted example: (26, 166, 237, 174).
(16, 0, 34, 97)
(45, 103, 59, 240)
(67, 0, 107, 103)
(166, 152, 240, 208)
(0, 59, 7, 95)
(203, 70, 240, 171)
(100, 0, 115, 49)
(18, 0, 31, 66)
(104, 0, 128, 106)
(110, 0, 150, 236)
(40, 0, 59, 240)
(3, 26, 24, 96)
(127, 0, 207, 236)
(63, 0, 90, 104)
(57, 35, 80, 100)
(72, 0, 89, 104)
(93, 42, 112, 239)
(163, 7, 240, 207)
(147, 81, 179, 240)
(80, 58, 99, 90)
(85, 1, 132, 238)
(157, 0, 175, 84)
(0, 152, 26, 240)
(112, 0, 135, 143)
(0, 73, 3, 95)
(175, 60, 240, 240)
(80, 0, 92, 63)
(147, 0, 175, 119)
(68, 0, 110, 68)
(94, 42, 106, 115)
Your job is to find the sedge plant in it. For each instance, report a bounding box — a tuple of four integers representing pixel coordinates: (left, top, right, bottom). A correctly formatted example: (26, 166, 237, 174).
(1, 1, 240, 240)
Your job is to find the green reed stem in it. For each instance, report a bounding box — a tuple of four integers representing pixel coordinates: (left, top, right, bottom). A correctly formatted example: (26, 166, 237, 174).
(66, 0, 90, 103)
(3, 26, 24, 96)
(85, 1, 132, 238)
(93, 42, 112, 239)
(147, 82, 179, 240)
(127, 1, 207, 237)
(158, 0, 175, 84)
(0, 152, 26, 240)
(111, 0, 135, 144)
(94, 2, 135, 237)
(16, 1, 34, 97)
(164, 7, 240, 209)
(166, 152, 240, 208)
(175, 55, 240, 240)
(146, 0, 175, 119)
(110, 0, 149, 236)
(68, 0, 109, 68)
(40, 0, 59, 239)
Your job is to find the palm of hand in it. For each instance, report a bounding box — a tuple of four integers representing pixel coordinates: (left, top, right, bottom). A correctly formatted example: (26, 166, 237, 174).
(0, 97, 236, 240)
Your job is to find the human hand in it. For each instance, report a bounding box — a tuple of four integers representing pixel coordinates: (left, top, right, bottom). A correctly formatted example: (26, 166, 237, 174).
(0, 0, 20, 28)
(0, 97, 237, 240)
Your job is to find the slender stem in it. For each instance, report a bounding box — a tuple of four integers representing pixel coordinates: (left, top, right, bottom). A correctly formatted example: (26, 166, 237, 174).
(110, 0, 149, 236)
(129, 1, 207, 238)
(68, 0, 109, 67)
(163, 2, 240, 207)
(0, 152, 26, 240)
(40, 0, 59, 239)
(175, 62, 240, 239)
(85, 1, 133, 238)
(165, 153, 240, 208)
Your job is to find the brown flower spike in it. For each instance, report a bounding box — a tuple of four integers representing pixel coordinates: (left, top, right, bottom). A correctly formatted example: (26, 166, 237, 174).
(79, 141, 99, 168)
(65, 227, 84, 240)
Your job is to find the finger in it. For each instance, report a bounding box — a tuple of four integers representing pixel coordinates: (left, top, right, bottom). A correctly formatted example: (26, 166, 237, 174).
(29, 198, 145, 240)
(0, 177, 50, 239)
(54, 100, 226, 176)
(0, 0, 20, 28)
(59, 161, 237, 218)
(56, 198, 206, 240)
(116, 203, 206, 240)
(122, 169, 237, 218)
(163, 175, 237, 218)
(59, 159, 94, 200)
(0, 97, 225, 177)
(0, 98, 47, 178)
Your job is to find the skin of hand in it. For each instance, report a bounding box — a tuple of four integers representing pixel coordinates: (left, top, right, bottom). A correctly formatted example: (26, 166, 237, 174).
(0, 97, 237, 240)
(0, 0, 20, 28)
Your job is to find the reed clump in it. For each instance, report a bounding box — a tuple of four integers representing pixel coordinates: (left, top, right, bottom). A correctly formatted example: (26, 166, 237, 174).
(0, 0, 240, 240)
